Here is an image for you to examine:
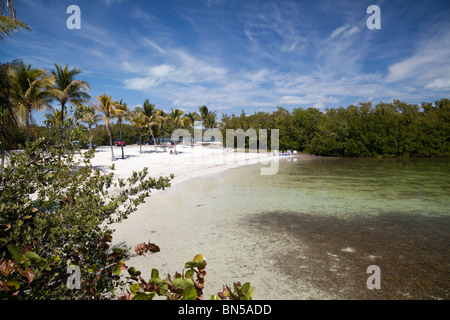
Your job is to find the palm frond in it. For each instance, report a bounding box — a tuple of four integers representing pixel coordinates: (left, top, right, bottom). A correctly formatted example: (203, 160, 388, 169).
(0, 15, 30, 40)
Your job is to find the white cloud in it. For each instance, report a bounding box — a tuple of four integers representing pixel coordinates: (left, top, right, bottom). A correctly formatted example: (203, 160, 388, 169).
(149, 64, 174, 79)
(329, 25, 359, 40)
(386, 30, 450, 84)
(279, 94, 338, 106)
(425, 78, 450, 91)
(329, 25, 349, 40)
(103, 0, 126, 7)
(314, 103, 326, 110)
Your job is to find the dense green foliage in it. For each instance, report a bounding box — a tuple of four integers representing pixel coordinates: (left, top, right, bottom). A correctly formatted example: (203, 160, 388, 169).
(0, 131, 254, 300)
(5, 98, 449, 158)
(222, 99, 450, 157)
(0, 131, 173, 299)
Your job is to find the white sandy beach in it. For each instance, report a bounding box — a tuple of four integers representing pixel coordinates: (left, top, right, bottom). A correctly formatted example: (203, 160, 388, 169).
(88, 143, 276, 188)
(86, 144, 319, 299)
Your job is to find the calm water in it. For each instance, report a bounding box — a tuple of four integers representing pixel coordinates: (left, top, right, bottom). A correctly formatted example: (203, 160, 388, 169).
(116, 157, 450, 299)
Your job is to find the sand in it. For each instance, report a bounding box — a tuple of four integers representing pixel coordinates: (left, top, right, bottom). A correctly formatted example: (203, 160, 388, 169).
(88, 143, 276, 189)
(87, 143, 296, 299)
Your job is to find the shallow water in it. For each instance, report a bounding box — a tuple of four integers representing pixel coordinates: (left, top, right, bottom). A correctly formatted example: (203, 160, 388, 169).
(115, 157, 450, 299)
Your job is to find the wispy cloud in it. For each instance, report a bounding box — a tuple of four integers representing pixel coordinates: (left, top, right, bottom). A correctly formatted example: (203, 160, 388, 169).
(7, 0, 449, 122)
(386, 28, 450, 91)
(329, 24, 360, 40)
(102, 0, 126, 7)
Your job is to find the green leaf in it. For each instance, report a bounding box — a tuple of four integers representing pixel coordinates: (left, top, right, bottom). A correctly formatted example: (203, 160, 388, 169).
(211, 295, 219, 300)
(25, 251, 50, 270)
(112, 262, 122, 275)
(184, 269, 194, 278)
(150, 268, 160, 280)
(181, 286, 197, 300)
(241, 282, 254, 300)
(130, 283, 140, 293)
(172, 278, 194, 290)
(127, 267, 138, 276)
(193, 254, 205, 263)
(5, 280, 20, 291)
(24, 251, 42, 264)
(132, 293, 149, 300)
(7, 245, 26, 265)
(184, 261, 198, 269)
(197, 259, 207, 269)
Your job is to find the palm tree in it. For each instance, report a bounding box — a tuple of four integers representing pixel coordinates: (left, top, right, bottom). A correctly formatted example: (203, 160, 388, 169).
(154, 109, 167, 146)
(95, 94, 115, 161)
(0, 61, 18, 170)
(51, 64, 90, 141)
(183, 111, 200, 147)
(136, 99, 158, 152)
(199, 105, 210, 130)
(169, 108, 185, 152)
(9, 62, 54, 142)
(169, 108, 185, 130)
(206, 112, 219, 129)
(0, 0, 31, 41)
(130, 111, 147, 154)
(81, 108, 102, 150)
(113, 99, 130, 159)
(198, 106, 219, 144)
(44, 109, 70, 130)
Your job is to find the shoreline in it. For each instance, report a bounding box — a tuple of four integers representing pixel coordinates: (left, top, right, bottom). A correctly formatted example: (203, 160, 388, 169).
(88, 144, 280, 188)
(99, 145, 312, 299)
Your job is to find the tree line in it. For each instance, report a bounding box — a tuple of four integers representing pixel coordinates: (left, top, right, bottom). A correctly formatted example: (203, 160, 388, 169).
(0, 58, 222, 163)
(221, 100, 449, 157)
(2, 58, 448, 160)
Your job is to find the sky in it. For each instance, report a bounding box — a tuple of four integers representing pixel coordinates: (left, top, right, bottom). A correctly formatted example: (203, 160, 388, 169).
(1, 0, 450, 125)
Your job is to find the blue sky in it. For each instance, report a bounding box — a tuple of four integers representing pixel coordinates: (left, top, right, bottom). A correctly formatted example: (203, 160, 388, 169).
(2, 0, 450, 125)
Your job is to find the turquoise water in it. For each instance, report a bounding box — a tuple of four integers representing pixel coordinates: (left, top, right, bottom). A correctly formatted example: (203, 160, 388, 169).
(116, 157, 450, 299)
(241, 157, 450, 218)
(231, 157, 450, 299)
(196, 157, 449, 299)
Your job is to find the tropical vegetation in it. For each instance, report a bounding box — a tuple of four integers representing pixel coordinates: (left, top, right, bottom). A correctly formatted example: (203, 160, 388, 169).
(0, 0, 448, 302)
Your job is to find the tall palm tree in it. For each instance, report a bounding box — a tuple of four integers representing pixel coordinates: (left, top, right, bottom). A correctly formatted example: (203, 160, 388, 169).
(169, 108, 185, 130)
(113, 99, 130, 159)
(130, 111, 147, 154)
(95, 94, 115, 161)
(154, 109, 167, 146)
(183, 111, 200, 147)
(0, 0, 31, 41)
(136, 99, 159, 152)
(206, 112, 219, 129)
(199, 105, 210, 130)
(198, 106, 219, 144)
(51, 64, 90, 141)
(44, 109, 70, 129)
(81, 108, 102, 150)
(9, 62, 54, 142)
(169, 108, 185, 152)
(0, 61, 17, 170)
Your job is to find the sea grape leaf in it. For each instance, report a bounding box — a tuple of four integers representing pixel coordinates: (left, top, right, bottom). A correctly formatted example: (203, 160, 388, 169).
(181, 286, 197, 300)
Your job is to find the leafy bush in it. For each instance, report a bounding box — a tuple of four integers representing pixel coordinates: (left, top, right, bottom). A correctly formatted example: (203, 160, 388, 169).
(0, 131, 254, 300)
(0, 131, 172, 299)
(117, 251, 254, 301)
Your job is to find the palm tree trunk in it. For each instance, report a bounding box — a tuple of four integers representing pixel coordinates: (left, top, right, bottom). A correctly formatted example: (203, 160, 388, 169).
(89, 124, 93, 150)
(0, 147, 5, 172)
(25, 113, 30, 143)
(149, 127, 157, 152)
(119, 120, 124, 159)
(138, 129, 142, 154)
(107, 123, 115, 161)
(59, 103, 65, 142)
(173, 125, 177, 153)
